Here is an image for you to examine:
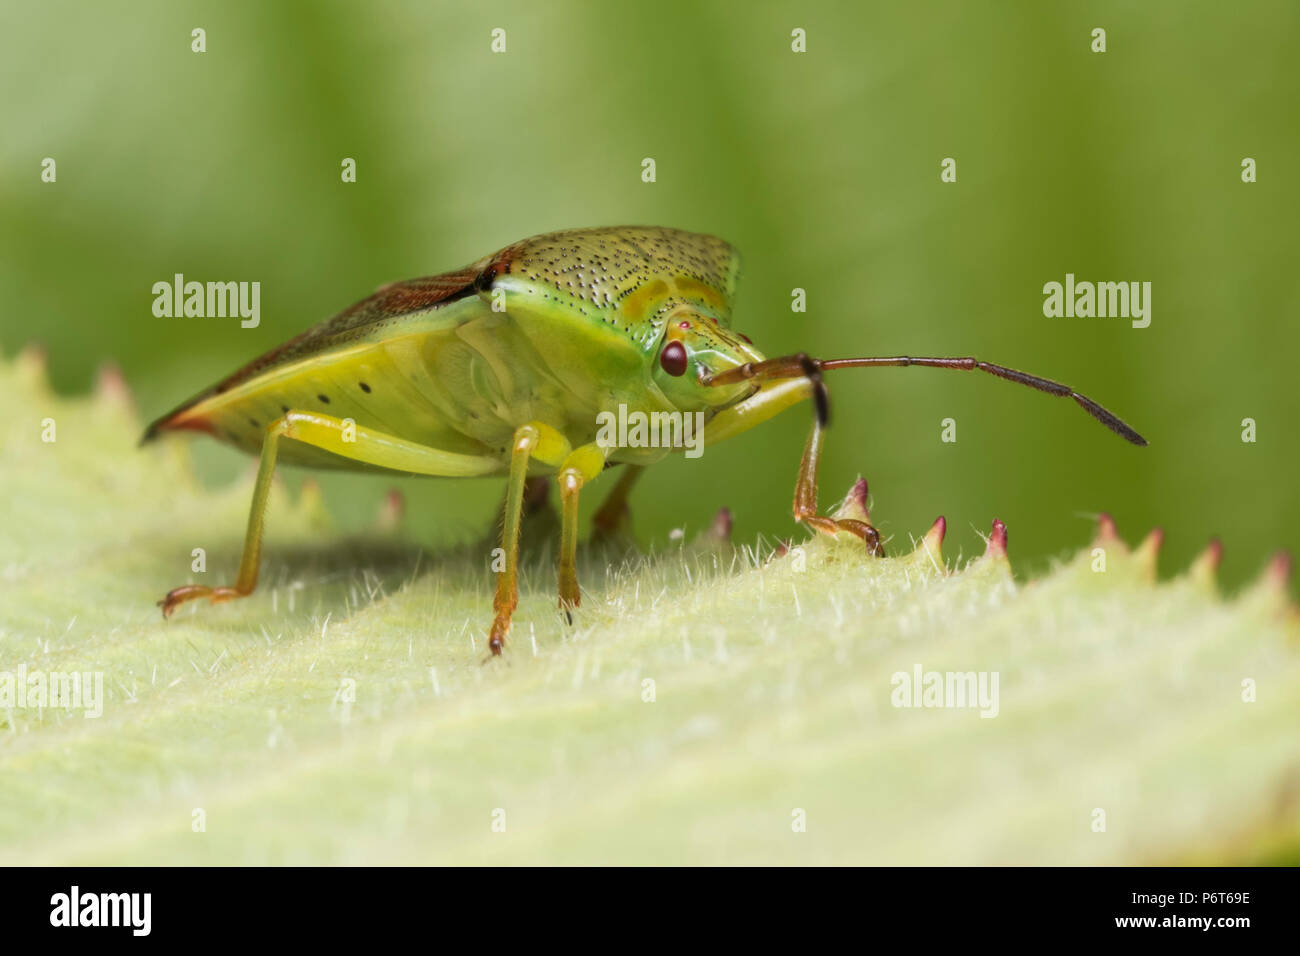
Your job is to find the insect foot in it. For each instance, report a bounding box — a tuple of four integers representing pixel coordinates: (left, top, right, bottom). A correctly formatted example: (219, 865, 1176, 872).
(799, 476, 885, 556)
(558, 567, 581, 618)
(158, 584, 247, 618)
(488, 612, 512, 656)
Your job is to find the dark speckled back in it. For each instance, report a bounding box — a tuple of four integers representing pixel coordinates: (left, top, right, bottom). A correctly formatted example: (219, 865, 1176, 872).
(491, 226, 742, 349)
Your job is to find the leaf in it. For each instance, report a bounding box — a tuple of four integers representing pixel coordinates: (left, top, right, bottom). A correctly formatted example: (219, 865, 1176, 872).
(1, 349, 1296, 864)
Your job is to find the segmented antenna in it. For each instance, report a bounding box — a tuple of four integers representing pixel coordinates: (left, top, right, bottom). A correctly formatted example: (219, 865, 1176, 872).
(703, 353, 1147, 446)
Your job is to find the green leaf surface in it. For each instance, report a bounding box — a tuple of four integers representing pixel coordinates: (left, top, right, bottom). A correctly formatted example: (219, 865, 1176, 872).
(1, 351, 1296, 865)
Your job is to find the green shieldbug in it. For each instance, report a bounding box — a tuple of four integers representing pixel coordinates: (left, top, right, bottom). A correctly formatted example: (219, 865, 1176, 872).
(144, 226, 1146, 654)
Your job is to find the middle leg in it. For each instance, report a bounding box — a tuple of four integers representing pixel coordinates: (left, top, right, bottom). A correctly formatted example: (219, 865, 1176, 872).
(489, 422, 571, 654)
(557, 443, 613, 613)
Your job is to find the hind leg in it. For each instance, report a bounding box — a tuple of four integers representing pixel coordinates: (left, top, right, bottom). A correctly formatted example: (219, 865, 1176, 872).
(591, 464, 644, 539)
(159, 411, 502, 616)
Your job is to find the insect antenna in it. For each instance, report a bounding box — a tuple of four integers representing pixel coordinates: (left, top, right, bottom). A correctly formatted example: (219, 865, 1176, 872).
(702, 353, 1147, 446)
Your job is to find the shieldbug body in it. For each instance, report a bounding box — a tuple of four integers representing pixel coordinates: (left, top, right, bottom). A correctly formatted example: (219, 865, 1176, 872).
(144, 226, 1145, 653)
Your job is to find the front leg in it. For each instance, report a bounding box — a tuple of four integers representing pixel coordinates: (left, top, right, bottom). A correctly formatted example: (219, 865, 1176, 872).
(792, 416, 884, 556)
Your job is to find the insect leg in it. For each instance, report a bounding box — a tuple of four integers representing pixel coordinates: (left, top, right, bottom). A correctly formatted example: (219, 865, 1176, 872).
(792, 414, 885, 556)
(490, 476, 552, 545)
(158, 413, 286, 616)
(489, 422, 572, 654)
(697, 378, 883, 553)
(556, 443, 613, 615)
(522, 476, 552, 517)
(591, 464, 645, 538)
(159, 411, 502, 618)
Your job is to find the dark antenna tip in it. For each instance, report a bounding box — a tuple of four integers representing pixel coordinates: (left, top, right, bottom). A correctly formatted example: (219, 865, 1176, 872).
(1070, 392, 1147, 446)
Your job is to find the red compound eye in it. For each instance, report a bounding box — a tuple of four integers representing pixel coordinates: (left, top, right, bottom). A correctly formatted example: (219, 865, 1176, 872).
(659, 340, 688, 376)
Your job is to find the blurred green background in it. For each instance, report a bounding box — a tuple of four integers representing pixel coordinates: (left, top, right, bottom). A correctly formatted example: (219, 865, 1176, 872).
(3, 0, 1296, 588)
